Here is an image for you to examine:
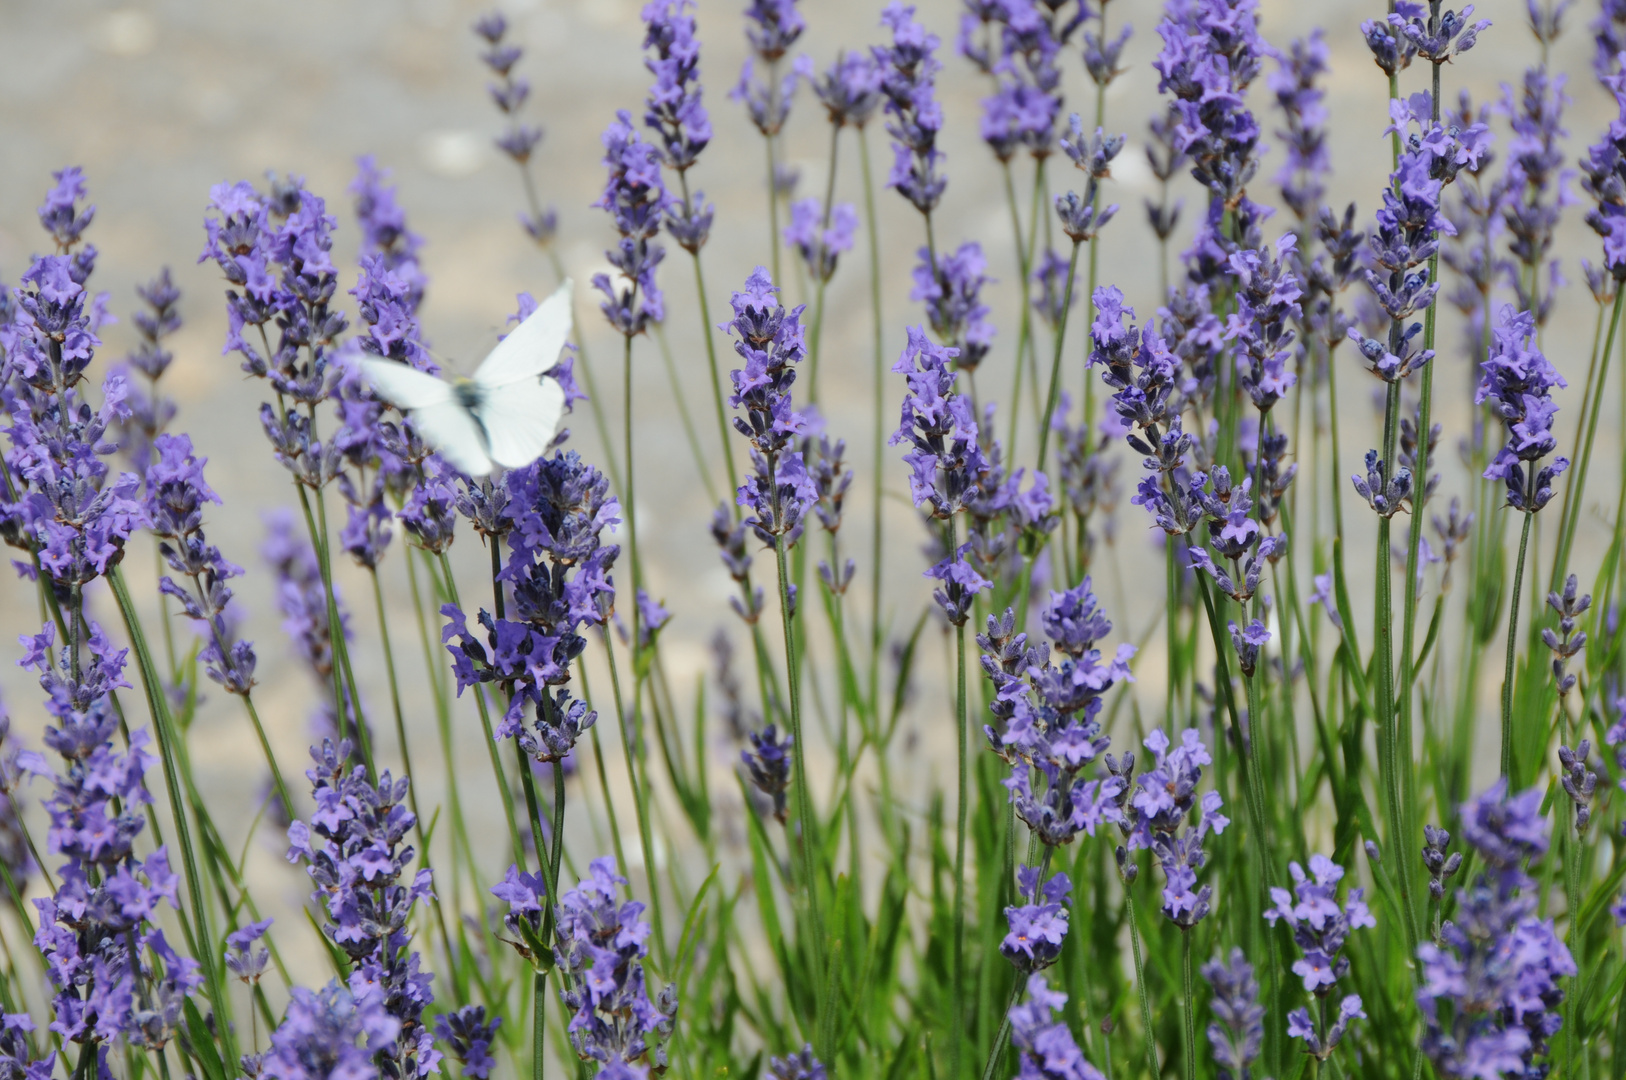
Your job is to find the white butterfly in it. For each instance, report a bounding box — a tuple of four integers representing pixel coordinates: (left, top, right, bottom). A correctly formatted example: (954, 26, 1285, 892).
(356, 280, 574, 477)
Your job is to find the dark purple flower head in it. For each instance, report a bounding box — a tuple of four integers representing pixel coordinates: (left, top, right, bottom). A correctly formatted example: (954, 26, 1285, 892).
(1224, 233, 1302, 412)
(784, 199, 858, 282)
(642, 1, 712, 173)
(1054, 116, 1123, 242)
(474, 13, 545, 167)
(38, 167, 95, 250)
(350, 156, 425, 310)
(1417, 780, 1574, 1079)
(876, 4, 948, 214)
(1042, 578, 1111, 659)
(1008, 975, 1106, 1080)
(725, 268, 818, 548)
(1000, 864, 1071, 974)
(1543, 575, 1590, 700)
(742, 724, 793, 823)
(1126, 727, 1228, 927)
(1387, 1, 1490, 64)
(261, 978, 402, 1080)
(810, 49, 883, 128)
(435, 1007, 502, 1080)
(146, 433, 257, 695)
(553, 858, 673, 1073)
(1153, 0, 1269, 210)
(911, 243, 994, 371)
(982, 591, 1133, 846)
(594, 111, 671, 337)
(1269, 32, 1330, 221)
(1422, 824, 1464, 902)
(1476, 305, 1568, 512)
(286, 739, 438, 1079)
(743, 0, 804, 62)
(1361, 14, 1417, 77)
(1264, 855, 1375, 1006)
(225, 919, 273, 985)
(1582, 66, 1626, 278)
(1204, 949, 1264, 1080)
(263, 509, 350, 684)
(442, 450, 616, 747)
(766, 1046, 825, 1080)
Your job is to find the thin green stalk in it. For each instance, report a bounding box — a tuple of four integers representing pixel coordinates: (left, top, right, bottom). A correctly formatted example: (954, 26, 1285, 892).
(772, 534, 828, 1059)
(238, 695, 295, 839)
(950, 523, 970, 1080)
(1122, 882, 1160, 1080)
(680, 175, 741, 502)
(653, 320, 718, 503)
(860, 126, 887, 720)
(1551, 288, 1625, 593)
(435, 552, 526, 865)
(806, 121, 843, 403)
(601, 629, 668, 957)
(1035, 240, 1082, 474)
(1181, 931, 1197, 1080)
(108, 567, 238, 1070)
(1500, 511, 1534, 778)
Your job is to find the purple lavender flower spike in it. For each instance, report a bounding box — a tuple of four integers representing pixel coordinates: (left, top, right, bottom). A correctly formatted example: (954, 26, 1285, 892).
(1269, 33, 1330, 222)
(37, 166, 96, 249)
(875, 3, 948, 215)
(742, 724, 793, 823)
(1124, 727, 1227, 927)
(911, 242, 995, 371)
(225, 919, 273, 985)
(351, 156, 425, 310)
(1476, 305, 1568, 513)
(553, 857, 674, 1073)
(264, 509, 351, 685)
(1204, 949, 1264, 1080)
(1582, 67, 1626, 279)
(766, 1046, 825, 1080)
(1001, 864, 1071, 974)
(441, 450, 616, 753)
(258, 979, 402, 1080)
(114, 268, 182, 477)
(1264, 854, 1375, 1060)
(981, 578, 1133, 848)
(436, 1007, 502, 1080)
(1055, 116, 1122, 243)
(784, 198, 858, 282)
(1008, 974, 1106, 1080)
(146, 433, 258, 694)
(810, 49, 883, 129)
(725, 268, 818, 549)
(1387, 2, 1491, 65)
(1594, 2, 1626, 81)
(643, 0, 716, 255)
(1417, 780, 1575, 1079)
(287, 739, 438, 1078)
(1226, 618, 1269, 678)
(595, 111, 672, 337)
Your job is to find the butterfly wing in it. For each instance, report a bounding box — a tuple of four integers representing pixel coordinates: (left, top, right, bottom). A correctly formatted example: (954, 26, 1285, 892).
(477, 375, 566, 470)
(357, 357, 455, 410)
(357, 358, 495, 476)
(472, 279, 574, 390)
(410, 401, 496, 477)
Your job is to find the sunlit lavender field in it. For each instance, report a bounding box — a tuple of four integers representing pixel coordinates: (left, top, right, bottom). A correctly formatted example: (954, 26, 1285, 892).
(1, 0, 1625, 1078)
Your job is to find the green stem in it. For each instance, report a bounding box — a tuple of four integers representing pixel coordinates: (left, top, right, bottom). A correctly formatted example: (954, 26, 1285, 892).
(950, 521, 969, 1080)
(1123, 883, 1160, 1080)
(1035, 240, 1082, 474)
(860, 126, 887, 724)
(1551, 287, 1625, 593)
(1181, 931, 1197, 1080)
(108, 567, 238, 1071)
(1500, 511, 1534, 779)
(773, 533, 827, 1059)
(680, 188, 741, 503)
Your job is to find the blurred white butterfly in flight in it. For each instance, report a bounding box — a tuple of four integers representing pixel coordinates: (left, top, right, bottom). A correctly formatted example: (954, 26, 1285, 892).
(356, 280, 574, 478)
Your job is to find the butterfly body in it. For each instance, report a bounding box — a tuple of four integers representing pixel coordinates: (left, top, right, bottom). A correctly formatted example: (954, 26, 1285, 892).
(357, 281, 574, 477)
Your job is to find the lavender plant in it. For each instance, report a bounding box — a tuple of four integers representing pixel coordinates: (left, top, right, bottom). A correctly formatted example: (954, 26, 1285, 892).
(9, 5, 1626, 1080)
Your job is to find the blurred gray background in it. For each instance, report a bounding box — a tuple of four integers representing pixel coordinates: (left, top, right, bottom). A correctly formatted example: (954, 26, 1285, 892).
(0, 0, 1616, 981)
